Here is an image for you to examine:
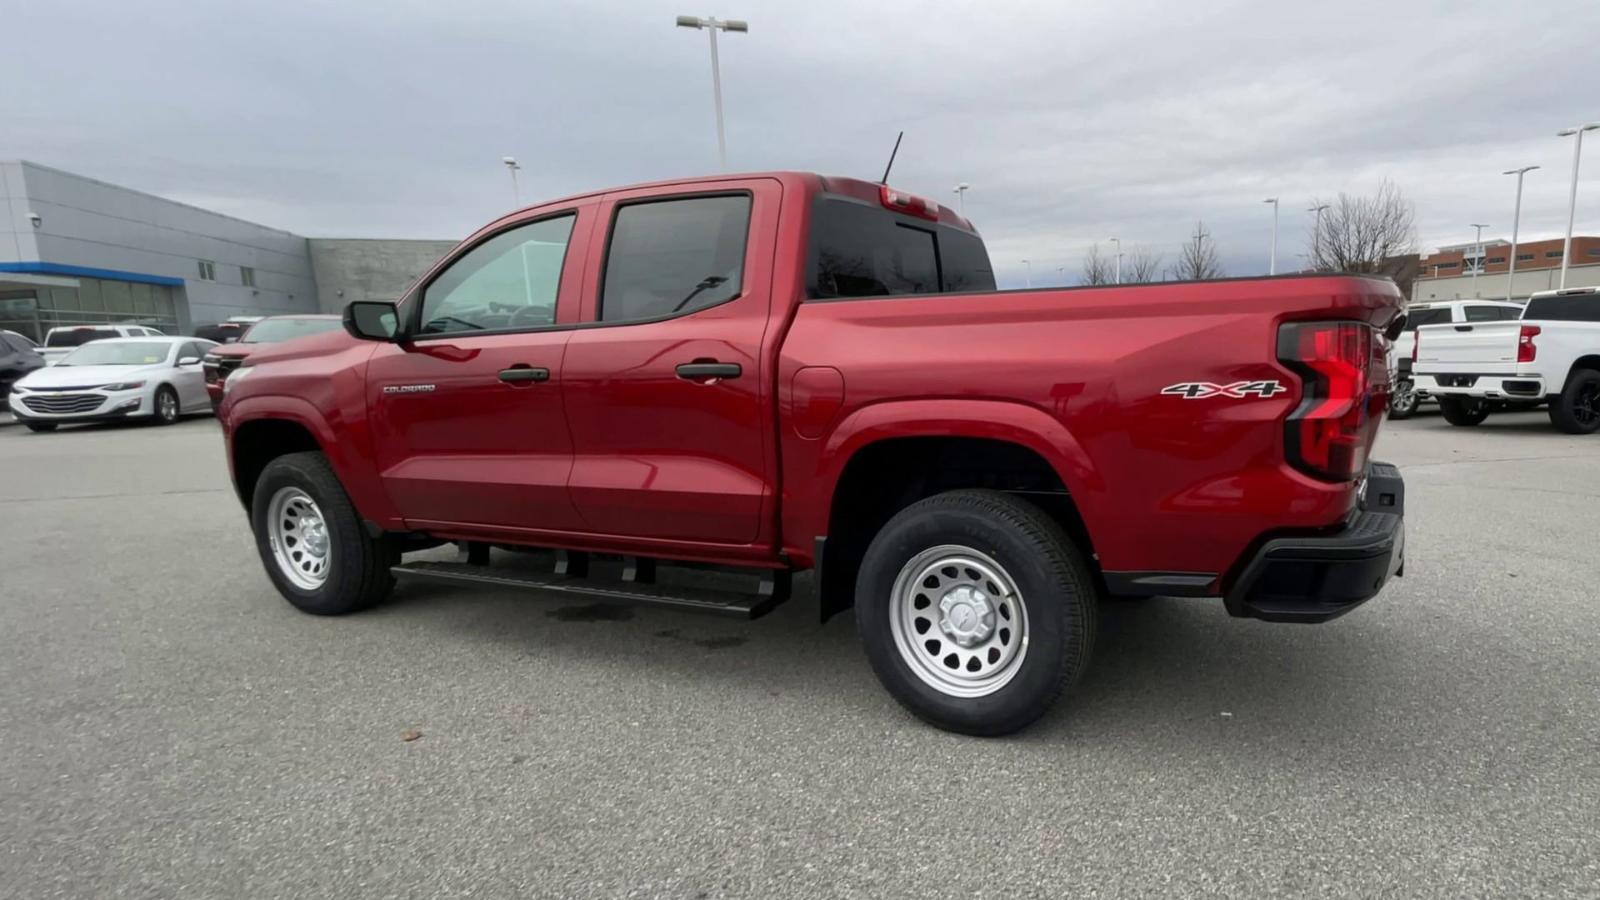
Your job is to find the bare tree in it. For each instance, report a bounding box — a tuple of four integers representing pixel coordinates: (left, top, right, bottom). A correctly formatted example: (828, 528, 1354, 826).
(1124, 247, 1163, 283)
(1309, 180, 1417, 278)
(1079, 243, 1113, 285)
(1168, 221, 1223, 281)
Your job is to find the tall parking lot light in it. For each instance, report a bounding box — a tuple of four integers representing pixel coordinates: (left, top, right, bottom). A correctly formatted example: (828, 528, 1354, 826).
(1503, 166, 1539, 301)
(1307, 204, 1329, 269)
(1109, 237, 1122, 284)
(502, 156, 522, 204)
(1264, 198, 1279, 275)
(676, 15, 748, 170)
(1469, 223, 1489, 293)
(953, 182, 970, 213)
(1557, 123, 1600, 289)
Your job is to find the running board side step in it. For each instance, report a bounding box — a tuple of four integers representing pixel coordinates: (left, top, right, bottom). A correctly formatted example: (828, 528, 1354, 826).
(391, 559, 791, 619)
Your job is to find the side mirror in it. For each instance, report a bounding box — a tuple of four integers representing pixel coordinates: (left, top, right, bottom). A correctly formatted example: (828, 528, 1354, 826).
(344, 300, 401, 341)
(177, 356, 201, 367)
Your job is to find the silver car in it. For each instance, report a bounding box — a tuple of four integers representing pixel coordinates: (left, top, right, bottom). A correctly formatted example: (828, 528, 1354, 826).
(8, 336, 217, 432)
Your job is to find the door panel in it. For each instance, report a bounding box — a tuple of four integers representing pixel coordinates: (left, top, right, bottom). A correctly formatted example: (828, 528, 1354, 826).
(366, 205, 594, 532)
(562, 181, 781, 544)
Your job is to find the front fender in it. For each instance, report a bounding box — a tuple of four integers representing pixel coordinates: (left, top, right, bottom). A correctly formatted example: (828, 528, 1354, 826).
(226, 392, 403, 528)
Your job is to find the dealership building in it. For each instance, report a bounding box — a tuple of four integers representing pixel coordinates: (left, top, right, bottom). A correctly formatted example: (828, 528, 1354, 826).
(0, 161, 455, 341)
(1412, 234, 1600, 303)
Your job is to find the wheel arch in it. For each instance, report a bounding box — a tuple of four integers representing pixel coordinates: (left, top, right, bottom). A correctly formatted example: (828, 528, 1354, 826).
(807, 400, 1107, 621)
(226, 395, 401, 528)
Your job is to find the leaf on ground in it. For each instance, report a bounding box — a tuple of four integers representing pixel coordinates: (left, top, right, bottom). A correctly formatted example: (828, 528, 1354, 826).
(401, 729, 423, 742)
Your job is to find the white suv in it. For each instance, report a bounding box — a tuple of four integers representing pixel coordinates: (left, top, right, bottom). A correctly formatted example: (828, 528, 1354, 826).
(1390, 300, 1523, 419)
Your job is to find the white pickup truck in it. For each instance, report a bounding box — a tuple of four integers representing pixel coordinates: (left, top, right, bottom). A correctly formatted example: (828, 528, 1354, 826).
(1413, 287, 1600, 434)
(1390, 299, 1524, 419)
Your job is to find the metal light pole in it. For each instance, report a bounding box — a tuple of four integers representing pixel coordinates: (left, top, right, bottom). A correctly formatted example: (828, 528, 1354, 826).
(1307, 204, 1329, 269)
(1557, 123, 1600, 289)
(1109, 237, 1122, 284)
(502, 156, 522, 204)
(676, 15, 748, 170)
(1469, 223, 1489, 293)
(1503, 166, 1539, 301)
(1263, 198, 1279, 275)
(952, 182, 970, 213)
(1022, 259, 1032, 288)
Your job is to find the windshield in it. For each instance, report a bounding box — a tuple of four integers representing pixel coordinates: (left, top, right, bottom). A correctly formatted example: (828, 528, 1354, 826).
(241, 317, 343, 343)
(46, 328, 119, 348)
(58, 341, 171, 367)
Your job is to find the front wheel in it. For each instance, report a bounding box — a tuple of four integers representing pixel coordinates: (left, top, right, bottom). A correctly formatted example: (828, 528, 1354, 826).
(1548, 370, 1600, 435)
(855, 489, 1098, 736)
(152, 385, 180, 425)
(1438, 396, 1490, 427)
(1388, 377, 1419, 419)
(252, 451, 398, 615)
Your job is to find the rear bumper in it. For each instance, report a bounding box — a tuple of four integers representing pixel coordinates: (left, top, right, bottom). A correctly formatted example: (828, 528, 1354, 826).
(1414, 372, 1546, 400)
(1224, 461, 1406, 624)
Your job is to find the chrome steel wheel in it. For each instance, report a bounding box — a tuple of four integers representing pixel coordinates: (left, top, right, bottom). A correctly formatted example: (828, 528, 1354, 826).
(266, 487, 331, 590)
(889, 545, 1028, 698)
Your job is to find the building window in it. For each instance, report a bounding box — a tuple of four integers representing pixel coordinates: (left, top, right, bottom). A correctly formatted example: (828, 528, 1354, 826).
(240, 266, 256, 288)
(1486, 256, 1506, 264)
(1588, 248, 1600, 258)
(1517, 253, 1535, 262)
(197, 260, 216, 281)
(1437, 262, 1459, 269)
(1546, 250, 1564, 259)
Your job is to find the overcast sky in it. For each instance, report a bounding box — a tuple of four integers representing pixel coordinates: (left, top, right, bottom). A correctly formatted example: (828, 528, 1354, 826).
(8, 0, 1600, 286)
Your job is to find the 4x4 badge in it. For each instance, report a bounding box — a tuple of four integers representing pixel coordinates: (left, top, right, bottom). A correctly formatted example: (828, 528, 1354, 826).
(1161, 380, 1287, 399)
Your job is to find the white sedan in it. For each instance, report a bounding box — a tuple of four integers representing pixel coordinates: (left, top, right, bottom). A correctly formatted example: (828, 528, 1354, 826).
(8, 336, 218, 432)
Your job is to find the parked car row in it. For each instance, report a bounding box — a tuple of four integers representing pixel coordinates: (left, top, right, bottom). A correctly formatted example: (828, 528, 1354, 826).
(1409, 286, 1600, 434)
(5, 314, 346, 430)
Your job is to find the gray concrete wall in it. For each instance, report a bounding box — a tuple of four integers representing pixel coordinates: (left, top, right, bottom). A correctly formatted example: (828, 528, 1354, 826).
(1, 162, 42, 264)
(1413, 262, 1600, 303)
(308, 239, 457, 313)
(6, 161, 320, 330)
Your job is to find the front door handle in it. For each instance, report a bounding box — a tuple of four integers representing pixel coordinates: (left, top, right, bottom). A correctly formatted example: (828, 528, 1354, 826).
(499, 366, 550, 383)
(676, 362, 742, 380)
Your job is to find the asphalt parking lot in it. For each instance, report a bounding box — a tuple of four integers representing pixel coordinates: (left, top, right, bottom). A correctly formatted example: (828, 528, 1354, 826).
(2, 410, 1597, 898)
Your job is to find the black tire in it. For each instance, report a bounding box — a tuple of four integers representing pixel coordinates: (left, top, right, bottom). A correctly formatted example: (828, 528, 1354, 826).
(1388, 377, 1419, 420)
(153, 385, 181, 425)
(1438, 396, 1490, 427)
(24, 422, 57, 433)
(1547, 370, 1600, 435)
(855, 489, 1098, 736)
(251, 451, 398, 615)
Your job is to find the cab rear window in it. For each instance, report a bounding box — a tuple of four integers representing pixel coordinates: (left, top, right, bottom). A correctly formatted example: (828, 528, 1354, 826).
(1402, 308, 1451, 330)
(46, 328, 118, 347)
(806, 197, 995, 299)
(1523, 294, 1600, 322)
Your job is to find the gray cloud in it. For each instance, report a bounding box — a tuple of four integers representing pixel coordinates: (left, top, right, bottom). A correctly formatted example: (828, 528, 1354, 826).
(8, 0, 1598, 286)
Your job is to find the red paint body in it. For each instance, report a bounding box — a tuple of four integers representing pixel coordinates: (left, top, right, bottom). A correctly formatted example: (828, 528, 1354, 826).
(221, 172, 1401, 591)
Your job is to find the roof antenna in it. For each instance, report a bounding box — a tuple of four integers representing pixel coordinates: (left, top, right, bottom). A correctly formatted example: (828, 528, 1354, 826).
(879, 131, 904, 184)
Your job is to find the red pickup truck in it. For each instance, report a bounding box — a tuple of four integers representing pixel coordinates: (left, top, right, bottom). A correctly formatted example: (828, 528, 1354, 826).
(219, 172, 1407, 735)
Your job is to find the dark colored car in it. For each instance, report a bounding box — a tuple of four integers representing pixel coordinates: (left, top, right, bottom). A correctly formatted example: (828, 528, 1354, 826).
(0, 330, 47, 400)
(202, 315, 344, 408)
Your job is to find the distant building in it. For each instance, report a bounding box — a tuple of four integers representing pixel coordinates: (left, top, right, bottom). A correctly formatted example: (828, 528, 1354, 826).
(0, 161, 455, 341)
(1413, 235, 1600, 303)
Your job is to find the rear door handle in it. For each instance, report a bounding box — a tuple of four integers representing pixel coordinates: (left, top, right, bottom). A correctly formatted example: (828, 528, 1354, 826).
(676, 362, 742, 380)
(499, 366, 550, 383)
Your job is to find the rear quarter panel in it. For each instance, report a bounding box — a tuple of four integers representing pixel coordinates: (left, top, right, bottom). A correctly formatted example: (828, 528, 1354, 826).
(780, 276, 1399, 578)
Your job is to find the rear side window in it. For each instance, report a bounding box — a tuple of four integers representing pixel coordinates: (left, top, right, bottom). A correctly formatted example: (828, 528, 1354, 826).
(807, 197, 995, 299)
(1402, 308, 1451, 331)
(1463, 305, 1503, 322)
(1523, 294, 1600, 322)
(600, 195, 751, 323)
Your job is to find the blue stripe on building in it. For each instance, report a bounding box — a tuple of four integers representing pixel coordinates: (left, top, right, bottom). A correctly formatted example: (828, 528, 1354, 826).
(0, 261, 185, 287)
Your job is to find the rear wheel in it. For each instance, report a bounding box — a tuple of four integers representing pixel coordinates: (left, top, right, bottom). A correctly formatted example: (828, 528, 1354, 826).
(252, 451, 398, 615)
(24, 422, 57, 433)
(1438, 396, 1490, 427)
(1548, 370, 1600, 435)
(855, 489, 1097, 736)
(1388, 377, 1419, 419)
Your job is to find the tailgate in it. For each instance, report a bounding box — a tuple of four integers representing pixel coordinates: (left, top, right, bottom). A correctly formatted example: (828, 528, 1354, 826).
(1414, 321, 1521, 374)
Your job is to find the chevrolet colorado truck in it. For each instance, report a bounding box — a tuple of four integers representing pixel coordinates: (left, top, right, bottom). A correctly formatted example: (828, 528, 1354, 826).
(219, 172, 1407, 735)
(1413, 286, 1600, 433)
